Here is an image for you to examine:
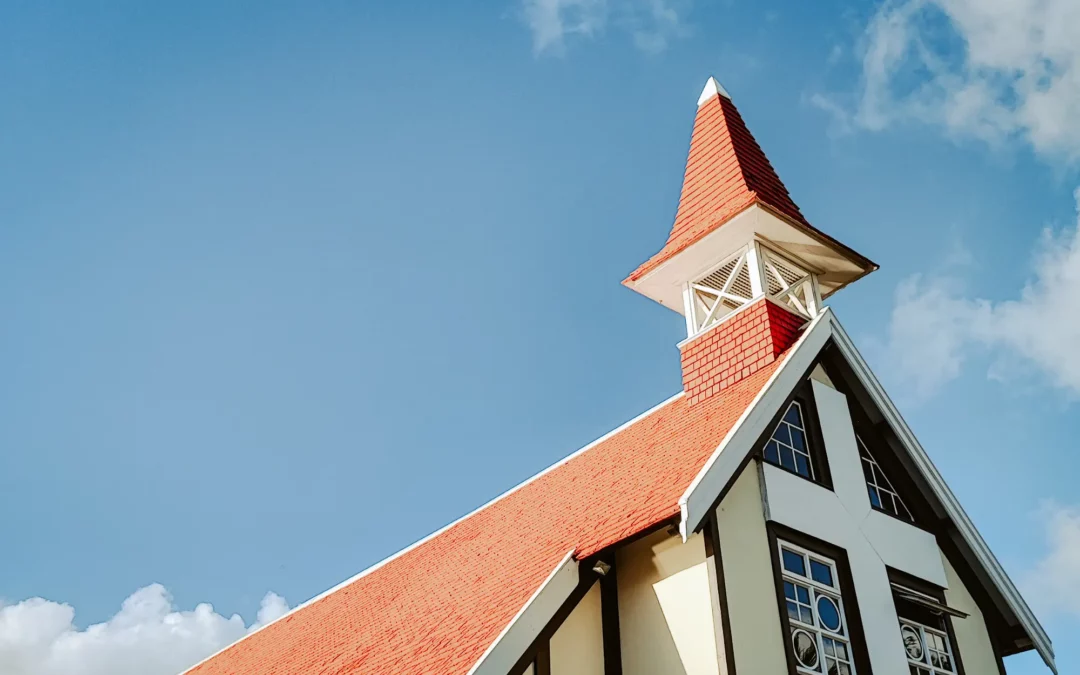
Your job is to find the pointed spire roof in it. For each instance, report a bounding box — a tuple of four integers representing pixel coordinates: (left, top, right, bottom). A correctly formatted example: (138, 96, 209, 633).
(697, 76, 731, 104)
(627, 78, 828, 283)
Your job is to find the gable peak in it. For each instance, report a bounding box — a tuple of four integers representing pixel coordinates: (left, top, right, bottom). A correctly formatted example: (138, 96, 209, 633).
(697, 76, 731, 106)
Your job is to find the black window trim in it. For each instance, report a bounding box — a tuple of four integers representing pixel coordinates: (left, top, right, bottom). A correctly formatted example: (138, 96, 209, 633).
(766, 522, 873, 675)
(759, 379, 834, 491)
(887, 567, 969, 675)
(856, 435, 919, 526)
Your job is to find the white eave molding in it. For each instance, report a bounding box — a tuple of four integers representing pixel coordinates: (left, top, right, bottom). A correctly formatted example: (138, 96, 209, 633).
(678, 309, 1056, 674)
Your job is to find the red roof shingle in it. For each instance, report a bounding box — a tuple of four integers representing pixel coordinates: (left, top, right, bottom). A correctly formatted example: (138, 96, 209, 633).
(627, 91, 810, 283)
(186, 352, 790, 675)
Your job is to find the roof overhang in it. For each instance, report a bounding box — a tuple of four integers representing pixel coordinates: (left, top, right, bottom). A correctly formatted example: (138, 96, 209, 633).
(624, 203, 878, 314)
(467, 550, 580, 675)
(677, 308, 1056, 673)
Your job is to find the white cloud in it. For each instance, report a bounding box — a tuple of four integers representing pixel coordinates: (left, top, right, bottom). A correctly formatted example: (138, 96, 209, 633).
(521, 0, 689, 55)
(884, 188, 1080, 396)
(0, 584, 287, 675)
(1024, 502, 1080, 618)
(821, 0, 1080, 162)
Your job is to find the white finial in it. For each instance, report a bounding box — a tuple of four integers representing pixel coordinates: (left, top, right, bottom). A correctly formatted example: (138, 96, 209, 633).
(697, 76, 731, 106)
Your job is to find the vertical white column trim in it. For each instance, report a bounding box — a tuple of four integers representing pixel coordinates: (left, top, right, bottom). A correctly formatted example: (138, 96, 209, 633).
(746, 243, 764, 298)
(683, 283, 698, 337)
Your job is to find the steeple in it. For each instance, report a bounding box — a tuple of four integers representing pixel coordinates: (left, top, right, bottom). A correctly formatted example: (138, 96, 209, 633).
(626, 77, 877, 403)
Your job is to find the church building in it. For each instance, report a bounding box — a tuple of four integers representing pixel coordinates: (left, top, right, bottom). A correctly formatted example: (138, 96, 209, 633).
(185, 78, 1055, 675)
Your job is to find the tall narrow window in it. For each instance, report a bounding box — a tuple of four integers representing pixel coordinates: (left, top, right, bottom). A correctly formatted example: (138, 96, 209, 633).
(857, 437, 912, 521)
(764, 402, 814, 480)
(777, 541, 856, 675)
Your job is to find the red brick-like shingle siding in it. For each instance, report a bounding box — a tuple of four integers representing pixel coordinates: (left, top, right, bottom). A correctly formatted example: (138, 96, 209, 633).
(626, 92, 811, 283)
(681, 299, 805, 405)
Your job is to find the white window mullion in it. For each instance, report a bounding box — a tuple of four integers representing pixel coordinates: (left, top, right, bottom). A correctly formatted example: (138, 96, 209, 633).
(778, 541, 856, 675)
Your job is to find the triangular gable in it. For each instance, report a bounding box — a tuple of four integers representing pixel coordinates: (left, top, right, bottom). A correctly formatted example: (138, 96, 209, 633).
(678, 308, 1055, 672)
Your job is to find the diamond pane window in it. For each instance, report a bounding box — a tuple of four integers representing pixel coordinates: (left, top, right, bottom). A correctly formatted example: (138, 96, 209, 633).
(777, 542, 855, 675)
(765, 402, 814, 479)
(857, 437, 913, 521)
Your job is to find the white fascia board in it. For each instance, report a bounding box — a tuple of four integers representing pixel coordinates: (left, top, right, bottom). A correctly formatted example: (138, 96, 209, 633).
(467, 550, 580, 675)
(678, 308, 833, 538)
(827, 316, 1056, 674)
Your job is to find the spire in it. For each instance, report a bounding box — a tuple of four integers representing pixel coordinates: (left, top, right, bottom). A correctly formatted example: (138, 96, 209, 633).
(697, 76, 731, 105)
(627, 76, 811, 283)
(619, 76, 877, 402)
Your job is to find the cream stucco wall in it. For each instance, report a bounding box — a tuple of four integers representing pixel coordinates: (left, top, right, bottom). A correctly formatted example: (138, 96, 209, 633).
(549, 582, 605, 675)
(942, 555, 1002, 675)
(714, 463, 789, 675)
(616, 528, 720, 675)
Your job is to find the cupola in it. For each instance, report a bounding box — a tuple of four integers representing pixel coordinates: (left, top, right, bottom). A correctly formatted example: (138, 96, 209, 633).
(625, 77, 877, 403)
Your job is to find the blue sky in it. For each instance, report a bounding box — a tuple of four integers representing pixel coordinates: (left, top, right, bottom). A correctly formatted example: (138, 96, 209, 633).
(1, 1, 1078, 673)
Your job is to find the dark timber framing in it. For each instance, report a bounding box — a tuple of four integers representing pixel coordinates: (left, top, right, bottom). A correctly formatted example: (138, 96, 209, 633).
(506, 518, 674, 675)
(766, 521, 874, 675)
(599, 552, 623, 675)
(696, 350, 828, 529)
(534, 641, 551, 675)
(703, 512, 738, 674)
(888, 567, 970, 675)
(507, 336, 1033, 675)
(761, 378, 834, 491)
(820, 345, 1029, 664)
(506, 571, 595, 675)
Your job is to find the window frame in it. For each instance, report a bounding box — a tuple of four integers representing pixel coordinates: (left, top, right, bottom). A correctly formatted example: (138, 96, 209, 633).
(889, 569, 968, 675)
(767, 523, 873, 675)
(901, 619, 957, 675)
(759, 382, 833, 491)
(841, 394, 934, 532)
(857, 436, 914, 523)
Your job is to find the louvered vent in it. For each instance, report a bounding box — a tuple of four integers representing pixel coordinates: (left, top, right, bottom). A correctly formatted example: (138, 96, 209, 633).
(763, 249, 808, 295)
(728, 264, 753, 300)
(697, 256, 740, 292)
(761, 247, 818, 318)
(689, 250, 756, 332)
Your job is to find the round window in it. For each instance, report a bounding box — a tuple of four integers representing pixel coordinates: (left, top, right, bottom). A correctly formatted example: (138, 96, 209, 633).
(901, 625, 924, 660)
(816, 595, 842, 632)
(792, 629, 819, 669)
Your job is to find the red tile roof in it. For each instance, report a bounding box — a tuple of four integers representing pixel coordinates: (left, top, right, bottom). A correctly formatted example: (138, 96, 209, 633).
(626, 90, 811, 283)
(185, 351, 791, 675)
